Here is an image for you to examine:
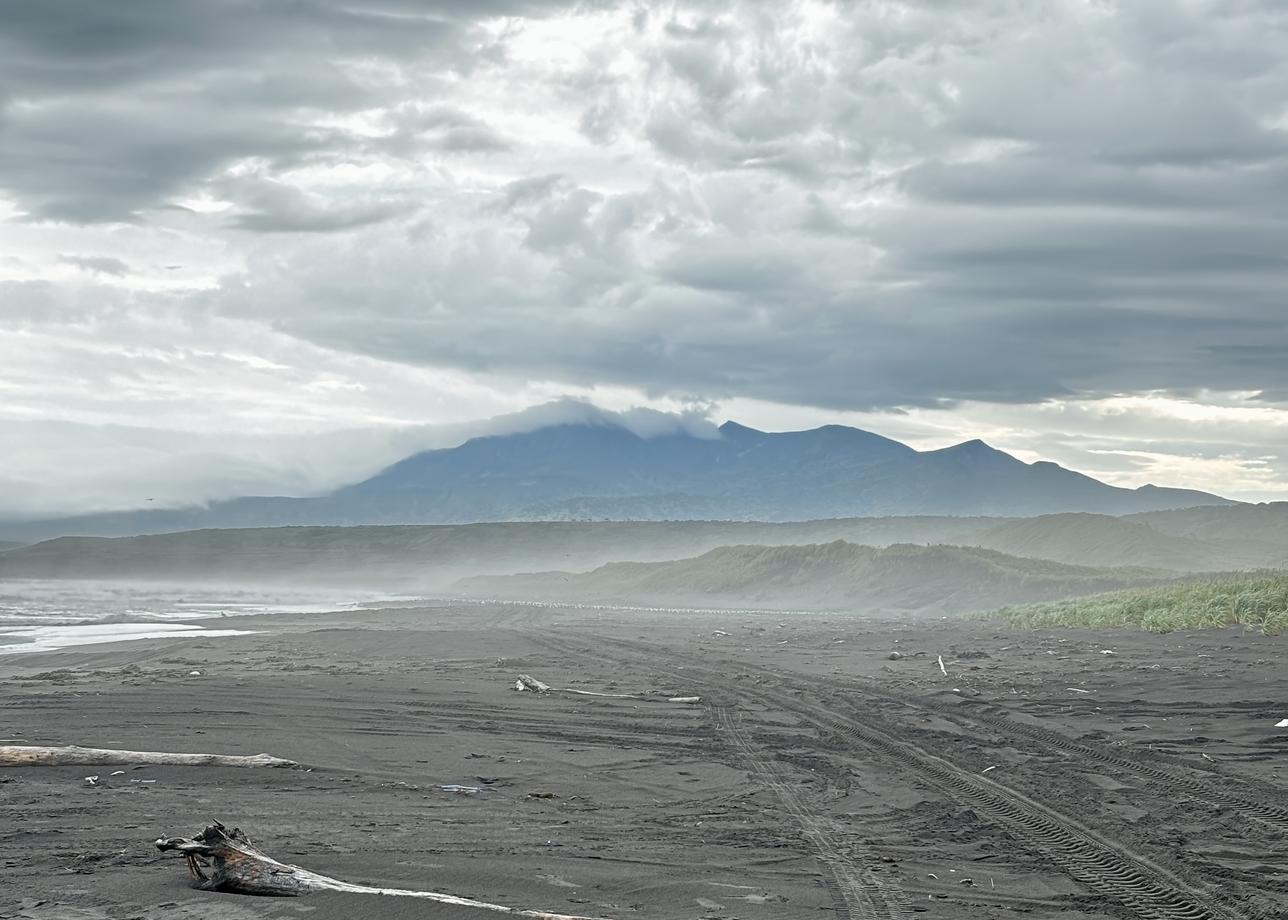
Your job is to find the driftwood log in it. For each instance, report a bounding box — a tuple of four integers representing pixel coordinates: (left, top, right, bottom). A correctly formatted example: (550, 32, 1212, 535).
(0, 745, 295, 768)
(156, 823, 610, 919)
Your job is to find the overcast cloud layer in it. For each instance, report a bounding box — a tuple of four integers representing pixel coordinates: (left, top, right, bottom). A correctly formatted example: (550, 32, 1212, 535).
(2, 0, 1287, 515)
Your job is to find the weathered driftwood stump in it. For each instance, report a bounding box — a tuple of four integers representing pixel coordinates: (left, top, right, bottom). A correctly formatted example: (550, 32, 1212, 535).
(156, 822, 611, 919)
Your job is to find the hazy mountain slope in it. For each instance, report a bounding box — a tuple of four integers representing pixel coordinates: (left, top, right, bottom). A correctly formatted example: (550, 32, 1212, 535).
(0, 420, 1232, 540)
(0, 518, 1009, 587)
(969, 513, 1285, 572)
(0, 540, 23, 552)
(454, 541, 1165, 612)
(1127, 503, 1288, 547)
(2, 508, 1269, 588)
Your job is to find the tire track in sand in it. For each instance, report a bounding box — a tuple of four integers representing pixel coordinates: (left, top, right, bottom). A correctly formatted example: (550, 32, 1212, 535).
(538, 634, 1257, 920)
(710, 704, 910, 920)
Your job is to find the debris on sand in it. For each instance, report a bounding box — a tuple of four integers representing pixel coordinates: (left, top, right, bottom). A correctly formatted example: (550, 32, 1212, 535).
(156, 821, 611, 918)
(0, 744, 295, 768)
(1275, 718, 1288, 728)
(512, 675, 699, 705)
(888, 651, 905, 660)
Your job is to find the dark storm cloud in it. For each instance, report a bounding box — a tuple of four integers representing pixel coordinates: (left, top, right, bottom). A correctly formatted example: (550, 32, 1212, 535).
(5, 0, 1288, 415)
(0, 0, 565, 221)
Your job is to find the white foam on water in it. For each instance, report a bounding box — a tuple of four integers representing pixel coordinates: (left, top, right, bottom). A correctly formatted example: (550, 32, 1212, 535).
(0, 622, 255, 653)
(0, 579, 412, 654)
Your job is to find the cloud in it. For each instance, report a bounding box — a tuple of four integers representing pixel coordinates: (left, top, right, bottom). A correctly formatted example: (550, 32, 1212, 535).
(58, 254, 131, 276)
(2, 1, 1287, 509)
(219, 176, 418, 233)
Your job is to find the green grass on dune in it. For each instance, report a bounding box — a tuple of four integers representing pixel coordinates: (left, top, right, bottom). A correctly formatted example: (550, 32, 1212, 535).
(991, 571, 1288, 634)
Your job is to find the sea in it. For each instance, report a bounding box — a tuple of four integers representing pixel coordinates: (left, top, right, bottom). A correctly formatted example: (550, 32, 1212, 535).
(0, 579, 400, 654)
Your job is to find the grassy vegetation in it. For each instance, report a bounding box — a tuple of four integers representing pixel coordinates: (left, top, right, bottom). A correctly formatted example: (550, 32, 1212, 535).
(991, 571, 1288, 634)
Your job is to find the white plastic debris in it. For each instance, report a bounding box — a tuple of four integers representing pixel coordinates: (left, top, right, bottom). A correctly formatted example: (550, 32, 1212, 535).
(1275, 719, 1288, 728)
(84, 775, 99, 786)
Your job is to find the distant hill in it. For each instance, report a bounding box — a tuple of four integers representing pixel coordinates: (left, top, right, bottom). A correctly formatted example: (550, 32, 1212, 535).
(454, 541, 1167, 613)
(1128, 503, 1288, 548)
(0, 419, 1233, 540)
(0, 508, 1275, 588)
(991, 571, 1288, 634)
(0, 519, 1006, 587)
(0, 540, 23, 553)
(969, 513, 1287, 572)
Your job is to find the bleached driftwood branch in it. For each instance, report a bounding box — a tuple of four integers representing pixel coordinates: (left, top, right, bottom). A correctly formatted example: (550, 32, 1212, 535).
(156, 822, 610, 919)
(0, 745, 294, 768)
(514, 674, 699, 704)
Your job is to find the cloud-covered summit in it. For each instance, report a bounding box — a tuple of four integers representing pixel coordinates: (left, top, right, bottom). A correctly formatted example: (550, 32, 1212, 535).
(2, 1, 1287, 511)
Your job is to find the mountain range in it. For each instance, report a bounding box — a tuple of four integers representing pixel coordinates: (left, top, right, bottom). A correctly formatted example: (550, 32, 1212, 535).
(0, 419, 1232, 541)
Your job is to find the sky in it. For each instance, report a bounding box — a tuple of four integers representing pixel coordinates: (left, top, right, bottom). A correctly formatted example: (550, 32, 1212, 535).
(2, 0, 1287, 517)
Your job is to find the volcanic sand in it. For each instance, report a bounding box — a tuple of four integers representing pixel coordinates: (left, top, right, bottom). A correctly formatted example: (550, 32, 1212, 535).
(2, 600, 1286, 920)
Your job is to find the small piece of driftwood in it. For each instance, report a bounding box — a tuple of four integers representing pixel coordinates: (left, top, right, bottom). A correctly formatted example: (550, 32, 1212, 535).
(156, 823, 610, 919)
(0, 745, 295, 768)
(514, 674, 700, 704)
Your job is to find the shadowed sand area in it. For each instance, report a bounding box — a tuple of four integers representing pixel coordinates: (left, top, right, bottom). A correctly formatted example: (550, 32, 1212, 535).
(2, 601, 1286, 920)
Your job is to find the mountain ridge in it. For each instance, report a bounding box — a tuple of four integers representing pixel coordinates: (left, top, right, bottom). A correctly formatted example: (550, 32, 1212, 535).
(0, 418, 1233, 541)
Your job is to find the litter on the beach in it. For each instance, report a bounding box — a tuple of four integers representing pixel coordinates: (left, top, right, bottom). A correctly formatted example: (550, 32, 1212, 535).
(1275, 719, 1288, 728)
(438, 784, 482, 795)
(84, 775, 98, 786)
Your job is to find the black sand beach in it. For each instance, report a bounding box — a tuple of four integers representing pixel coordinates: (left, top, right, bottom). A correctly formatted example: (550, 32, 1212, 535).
(3, 602, 1286, 920)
